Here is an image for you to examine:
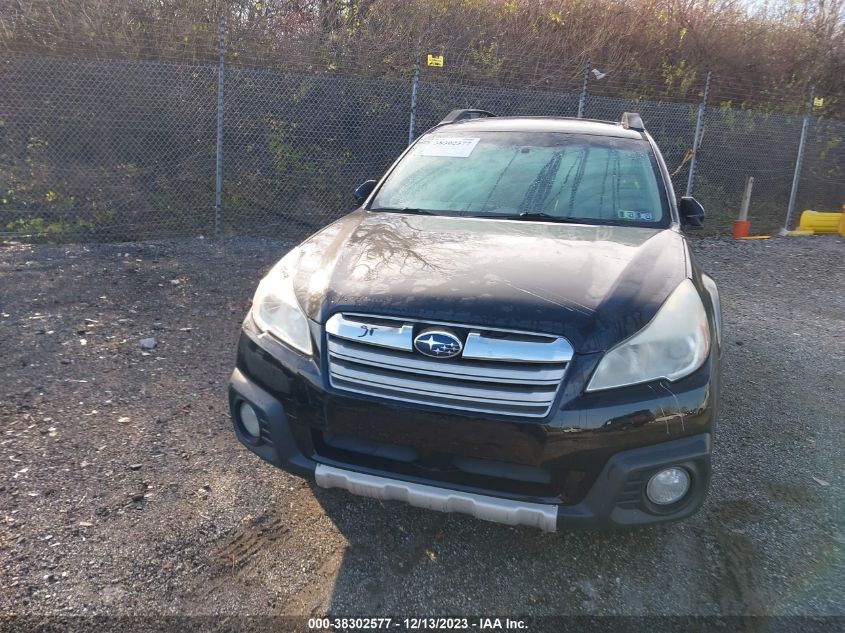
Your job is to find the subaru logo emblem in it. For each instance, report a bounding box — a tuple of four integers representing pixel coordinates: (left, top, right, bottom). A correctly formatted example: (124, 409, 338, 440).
(413, 329, 463, 359)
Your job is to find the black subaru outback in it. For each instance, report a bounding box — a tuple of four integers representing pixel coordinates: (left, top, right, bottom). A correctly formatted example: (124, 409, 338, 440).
(228, 110, 722, 530)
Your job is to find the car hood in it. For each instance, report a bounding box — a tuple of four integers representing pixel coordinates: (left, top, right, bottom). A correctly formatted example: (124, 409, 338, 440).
(293, 211, 689, 353)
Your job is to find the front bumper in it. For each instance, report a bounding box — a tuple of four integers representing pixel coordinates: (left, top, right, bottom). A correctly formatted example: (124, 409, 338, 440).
(228, 323, 718, 530)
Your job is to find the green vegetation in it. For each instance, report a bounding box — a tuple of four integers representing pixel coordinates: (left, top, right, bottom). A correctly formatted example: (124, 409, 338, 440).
(2, 1, 843, 114)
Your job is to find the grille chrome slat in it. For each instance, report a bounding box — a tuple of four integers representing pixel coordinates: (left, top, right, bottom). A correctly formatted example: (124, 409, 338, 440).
(330, 360, 558, 404)
(330, 378, 551, 417)
(328, 339, 563, 384)
(326, 313, 413, 351)
(463, 332, 574, 363)
(325, 313, 571, 418)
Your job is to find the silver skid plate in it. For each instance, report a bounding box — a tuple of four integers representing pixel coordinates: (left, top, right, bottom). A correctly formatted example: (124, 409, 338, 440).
(315, 464, 558, 531)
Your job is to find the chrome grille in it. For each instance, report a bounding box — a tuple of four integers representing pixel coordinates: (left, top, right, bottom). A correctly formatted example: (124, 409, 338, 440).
(325, 313, 572, 418)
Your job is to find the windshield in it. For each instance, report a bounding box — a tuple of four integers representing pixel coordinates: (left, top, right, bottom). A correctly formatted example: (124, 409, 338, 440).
(370, 131, 670, 226)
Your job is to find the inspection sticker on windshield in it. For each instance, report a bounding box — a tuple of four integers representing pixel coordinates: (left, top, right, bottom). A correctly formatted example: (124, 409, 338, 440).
(617, 210, 654, 221)
(420, 137, 481, 158)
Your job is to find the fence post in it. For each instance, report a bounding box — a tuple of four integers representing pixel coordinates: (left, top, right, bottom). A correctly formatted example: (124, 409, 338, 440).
(783, 86, 815, 233)
(685, 71, 711, 197)
(576, 59, 590, 118)
(214, 10, 227, 237)
(408, 42, 422, 146)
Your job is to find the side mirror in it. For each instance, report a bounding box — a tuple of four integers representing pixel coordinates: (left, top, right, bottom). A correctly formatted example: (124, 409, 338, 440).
(354, 180, 377, 206)
(679, 196, 705, 228)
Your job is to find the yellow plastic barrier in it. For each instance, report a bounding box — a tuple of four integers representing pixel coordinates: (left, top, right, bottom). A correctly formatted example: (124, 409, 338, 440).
(798, 210, 843, 234)
(839, 213, 845, 237)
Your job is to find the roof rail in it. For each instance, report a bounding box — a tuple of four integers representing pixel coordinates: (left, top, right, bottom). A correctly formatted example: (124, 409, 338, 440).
(439, 109, 497, 125)
(621, 112, 645, 132)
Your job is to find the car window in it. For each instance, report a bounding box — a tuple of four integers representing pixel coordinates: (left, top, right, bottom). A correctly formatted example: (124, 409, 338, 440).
(371, 131, 669, 226)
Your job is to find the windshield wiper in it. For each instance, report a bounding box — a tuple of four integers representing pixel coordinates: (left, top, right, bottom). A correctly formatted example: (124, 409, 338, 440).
(476, 212, 624, 225)
(501, 212, 585, 223)
(369, 207, 437, 215)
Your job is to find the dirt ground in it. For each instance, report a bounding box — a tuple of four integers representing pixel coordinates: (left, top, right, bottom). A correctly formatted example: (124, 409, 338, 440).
(1, 235, 843, 619)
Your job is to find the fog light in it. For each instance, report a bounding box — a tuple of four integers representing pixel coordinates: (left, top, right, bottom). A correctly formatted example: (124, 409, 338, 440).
(646, 467, 690, 505)
(238, 402, 261, 439)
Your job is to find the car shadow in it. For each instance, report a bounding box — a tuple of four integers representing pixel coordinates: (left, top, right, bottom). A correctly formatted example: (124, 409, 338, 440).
(303, 481, 715, 616)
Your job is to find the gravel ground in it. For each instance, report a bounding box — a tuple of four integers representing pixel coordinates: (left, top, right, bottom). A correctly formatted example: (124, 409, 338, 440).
(1, 234, 843, 619)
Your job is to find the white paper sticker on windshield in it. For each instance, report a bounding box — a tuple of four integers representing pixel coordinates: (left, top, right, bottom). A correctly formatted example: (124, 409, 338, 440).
(419, 137, 481, 158)
(617, 210, 655, 221)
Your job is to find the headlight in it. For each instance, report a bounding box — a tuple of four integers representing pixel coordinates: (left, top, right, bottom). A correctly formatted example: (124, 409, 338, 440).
(587, 279, 710, 392)
(251, 248, 313, 355)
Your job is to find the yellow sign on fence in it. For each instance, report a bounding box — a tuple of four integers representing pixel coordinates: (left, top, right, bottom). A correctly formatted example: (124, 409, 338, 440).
(427, 54, 444, 67)
(813, 96, 824, 108)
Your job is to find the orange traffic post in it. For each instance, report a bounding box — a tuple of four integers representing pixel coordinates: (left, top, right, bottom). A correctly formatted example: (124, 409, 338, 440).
(732, 176, 754, 239)
(732, 221, 751, 238)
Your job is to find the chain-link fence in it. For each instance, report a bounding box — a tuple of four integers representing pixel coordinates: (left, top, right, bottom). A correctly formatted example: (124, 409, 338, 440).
(1, 43, 843, 242)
